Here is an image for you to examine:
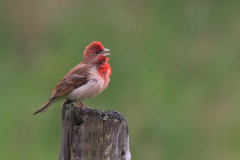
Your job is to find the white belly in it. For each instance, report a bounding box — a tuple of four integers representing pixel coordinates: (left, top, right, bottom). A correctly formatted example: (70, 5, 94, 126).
(66, 66, 110, 101)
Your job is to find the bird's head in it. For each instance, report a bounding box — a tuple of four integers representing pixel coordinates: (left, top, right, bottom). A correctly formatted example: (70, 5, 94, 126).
(83, 41, 110, 65)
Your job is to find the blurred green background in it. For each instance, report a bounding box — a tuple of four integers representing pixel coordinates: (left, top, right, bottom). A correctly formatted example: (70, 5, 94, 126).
(1, 0, 240, 159)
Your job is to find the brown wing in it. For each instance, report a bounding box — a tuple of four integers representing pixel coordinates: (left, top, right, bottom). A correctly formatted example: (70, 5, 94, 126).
(49, 63, 92, 100)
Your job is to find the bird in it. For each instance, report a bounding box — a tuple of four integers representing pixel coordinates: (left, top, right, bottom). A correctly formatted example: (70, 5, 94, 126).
(33, 41, 111, 115)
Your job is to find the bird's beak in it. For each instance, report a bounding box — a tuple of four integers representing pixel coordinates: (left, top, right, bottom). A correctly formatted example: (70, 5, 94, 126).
(104, 48, 110, 52)
(103, 48, 111, 57)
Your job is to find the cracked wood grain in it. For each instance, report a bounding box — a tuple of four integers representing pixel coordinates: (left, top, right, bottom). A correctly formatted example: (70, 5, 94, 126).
(59, 104, 131, 160)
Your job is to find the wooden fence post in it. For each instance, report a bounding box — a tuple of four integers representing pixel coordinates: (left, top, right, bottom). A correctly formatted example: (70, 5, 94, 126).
(59, 104, 131, 160)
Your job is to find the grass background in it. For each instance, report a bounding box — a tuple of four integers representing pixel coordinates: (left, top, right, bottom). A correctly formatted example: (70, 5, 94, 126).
(1, 0, 240, 159)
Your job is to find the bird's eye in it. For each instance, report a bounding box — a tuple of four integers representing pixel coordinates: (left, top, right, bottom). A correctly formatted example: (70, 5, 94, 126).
(96, 51, 101, 54)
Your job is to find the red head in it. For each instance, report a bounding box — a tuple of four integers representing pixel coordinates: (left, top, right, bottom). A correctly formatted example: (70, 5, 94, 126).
(83, 41, 110, 65)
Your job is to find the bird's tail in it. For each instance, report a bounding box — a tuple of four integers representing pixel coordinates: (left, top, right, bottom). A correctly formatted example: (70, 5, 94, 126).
(33, 100, 52, 115)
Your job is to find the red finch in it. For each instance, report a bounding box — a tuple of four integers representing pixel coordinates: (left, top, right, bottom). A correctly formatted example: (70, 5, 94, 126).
(33, 41, 111, 115)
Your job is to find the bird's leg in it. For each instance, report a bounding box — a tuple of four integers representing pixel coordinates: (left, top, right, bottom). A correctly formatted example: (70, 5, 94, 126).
(61, 99, 73, 108)
(76, 101, 81, 107)
(75, 101, 86, 108)
(79, 101, 86, 108)
(80, 101, 94, 109)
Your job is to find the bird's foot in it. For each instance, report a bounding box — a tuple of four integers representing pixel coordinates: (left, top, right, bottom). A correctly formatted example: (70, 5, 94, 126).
(76, 101, 86, 109)
(62, 99, 73, 108)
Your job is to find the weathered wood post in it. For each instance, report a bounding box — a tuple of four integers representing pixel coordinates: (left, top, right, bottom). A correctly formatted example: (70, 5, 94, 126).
(59, 104, 131, 160)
